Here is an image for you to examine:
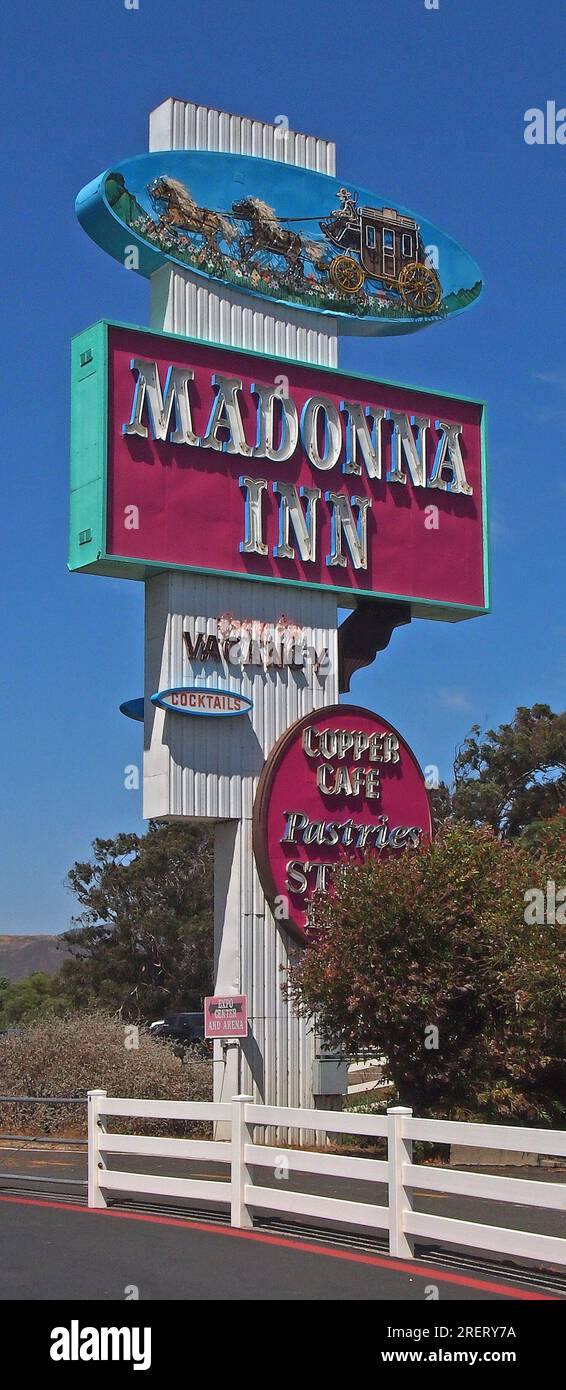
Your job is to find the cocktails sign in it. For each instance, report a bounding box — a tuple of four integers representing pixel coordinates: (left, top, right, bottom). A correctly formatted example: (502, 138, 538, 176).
(252, 705, 432, 942)
(76, 152, 483, 337)
(70, 322, 488, 620)
(151, 687, 253, 716)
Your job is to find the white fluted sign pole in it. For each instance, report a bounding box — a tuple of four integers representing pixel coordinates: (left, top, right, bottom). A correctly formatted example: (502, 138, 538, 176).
(144, 99, 341, 1126)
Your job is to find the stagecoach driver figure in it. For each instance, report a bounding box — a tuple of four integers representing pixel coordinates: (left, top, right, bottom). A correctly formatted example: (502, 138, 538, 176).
(336, 186, 358, 221)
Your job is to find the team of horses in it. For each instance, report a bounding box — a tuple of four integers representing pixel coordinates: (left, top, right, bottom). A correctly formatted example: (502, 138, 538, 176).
(147, 176, 327, 280)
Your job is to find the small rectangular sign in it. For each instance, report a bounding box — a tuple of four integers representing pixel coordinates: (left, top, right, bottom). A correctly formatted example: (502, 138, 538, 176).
(70, 320, 488, 619)
(204, 995, 248, 1039)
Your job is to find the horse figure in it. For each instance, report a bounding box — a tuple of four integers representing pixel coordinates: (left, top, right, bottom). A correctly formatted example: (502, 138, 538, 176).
(303, 238, 332, 280)
(232, 197, 304, 276)
(147, 177, 234, 256)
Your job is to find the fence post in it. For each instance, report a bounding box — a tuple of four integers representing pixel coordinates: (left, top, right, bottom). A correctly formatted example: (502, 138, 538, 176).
(87, 1089, 108, 1208)
(230, 1094, 254, 1229)
(387, 1105, 414, 1258)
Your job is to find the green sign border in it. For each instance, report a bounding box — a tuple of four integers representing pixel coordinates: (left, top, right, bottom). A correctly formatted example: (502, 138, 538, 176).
(69, 318, 490, 620)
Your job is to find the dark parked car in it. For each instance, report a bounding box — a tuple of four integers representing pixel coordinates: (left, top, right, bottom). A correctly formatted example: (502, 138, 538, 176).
(149, 1012, 205, 1043)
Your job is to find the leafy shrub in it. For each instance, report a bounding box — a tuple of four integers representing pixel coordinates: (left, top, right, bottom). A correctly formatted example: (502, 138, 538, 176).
(287, 818, 566, 1126)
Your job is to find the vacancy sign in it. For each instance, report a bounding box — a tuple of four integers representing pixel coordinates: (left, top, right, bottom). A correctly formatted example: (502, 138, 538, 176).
(204, 995, 248, 1039)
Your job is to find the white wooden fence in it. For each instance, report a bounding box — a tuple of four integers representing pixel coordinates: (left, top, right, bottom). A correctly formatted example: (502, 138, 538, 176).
(87, 1090, 566, 1268)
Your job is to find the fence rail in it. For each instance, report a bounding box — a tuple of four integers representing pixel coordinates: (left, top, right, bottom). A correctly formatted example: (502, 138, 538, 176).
(0, 1094, 88, 1146)
(87, 1090, 566, 1269)
(0, 1096, 87, 1105)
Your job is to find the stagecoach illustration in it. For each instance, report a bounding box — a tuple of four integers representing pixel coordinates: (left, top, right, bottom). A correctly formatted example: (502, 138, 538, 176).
(107, 171, 446, 319)
(319, 189, 442, 312)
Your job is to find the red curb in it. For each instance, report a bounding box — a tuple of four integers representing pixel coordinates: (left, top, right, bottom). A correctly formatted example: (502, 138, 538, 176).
(0, 1192, 557, 1299)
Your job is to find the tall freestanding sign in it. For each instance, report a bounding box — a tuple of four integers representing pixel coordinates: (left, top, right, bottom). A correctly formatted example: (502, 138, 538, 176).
(71, 97, 487, 1122)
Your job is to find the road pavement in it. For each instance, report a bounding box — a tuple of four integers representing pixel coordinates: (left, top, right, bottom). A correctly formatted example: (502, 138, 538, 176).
(0, 1193, 557, 1301)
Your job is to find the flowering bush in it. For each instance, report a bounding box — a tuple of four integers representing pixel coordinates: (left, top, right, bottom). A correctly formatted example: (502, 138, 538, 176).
(287, 818, 566, 1125)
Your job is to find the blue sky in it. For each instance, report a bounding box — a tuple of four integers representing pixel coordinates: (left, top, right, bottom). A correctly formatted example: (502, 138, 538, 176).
(1, 0, 564, 934)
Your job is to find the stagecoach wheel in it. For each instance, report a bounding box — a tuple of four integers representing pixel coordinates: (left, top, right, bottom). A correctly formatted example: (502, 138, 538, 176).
(329, 255, 365, 295)
(398, 262, 442, 313)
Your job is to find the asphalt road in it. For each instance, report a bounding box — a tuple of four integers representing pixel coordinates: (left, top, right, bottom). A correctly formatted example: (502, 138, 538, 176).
(0, 1194, 555, 1301)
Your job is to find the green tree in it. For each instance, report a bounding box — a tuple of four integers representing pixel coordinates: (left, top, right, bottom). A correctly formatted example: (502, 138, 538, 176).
(429, 780, 452, 831)
(59, 821, 214, 1021)
(286, 815, 566, 1124)
(0, 972, 72, 1028)
(452, 703, 566, 837)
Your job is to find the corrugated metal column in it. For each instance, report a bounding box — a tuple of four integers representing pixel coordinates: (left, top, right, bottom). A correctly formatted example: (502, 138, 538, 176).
(145, 99, 341, 1127)
(148, 97, 337, 363)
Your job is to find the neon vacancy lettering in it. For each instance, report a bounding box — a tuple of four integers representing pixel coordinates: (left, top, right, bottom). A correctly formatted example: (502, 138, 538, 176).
(183, 629, 329, 672)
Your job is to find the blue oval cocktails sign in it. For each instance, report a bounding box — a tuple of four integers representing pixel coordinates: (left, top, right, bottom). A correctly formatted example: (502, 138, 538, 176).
(76, 152, 483, 337)
(151, 687, 253, 717)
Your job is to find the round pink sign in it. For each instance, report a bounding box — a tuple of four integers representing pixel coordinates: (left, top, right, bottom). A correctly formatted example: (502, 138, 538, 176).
(253, 704, 432, 943)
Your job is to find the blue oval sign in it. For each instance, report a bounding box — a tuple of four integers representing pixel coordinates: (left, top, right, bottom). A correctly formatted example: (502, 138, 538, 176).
(151, 687, 253, 717)
(76, 151, 483, 337)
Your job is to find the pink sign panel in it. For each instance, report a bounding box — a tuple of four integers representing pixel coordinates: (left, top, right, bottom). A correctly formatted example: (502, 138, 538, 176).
(90, 323, 488, 616)
(252, 705, 432, 943)
(204, 995, 248, 1038)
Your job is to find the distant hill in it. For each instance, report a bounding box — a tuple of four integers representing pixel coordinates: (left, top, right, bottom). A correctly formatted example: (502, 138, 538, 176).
(0, 935, 71, 983)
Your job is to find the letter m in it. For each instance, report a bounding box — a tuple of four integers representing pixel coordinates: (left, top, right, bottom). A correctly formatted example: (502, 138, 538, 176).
(123, 358, 197, 444)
